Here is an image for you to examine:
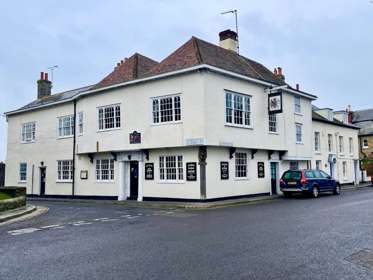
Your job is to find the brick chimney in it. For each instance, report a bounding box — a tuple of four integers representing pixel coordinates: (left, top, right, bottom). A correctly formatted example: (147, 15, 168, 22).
(219, 29, 238, 53)
(274, 67, 285, 81)
(347, 105, 353, 124)
(37, 72, 52, 99)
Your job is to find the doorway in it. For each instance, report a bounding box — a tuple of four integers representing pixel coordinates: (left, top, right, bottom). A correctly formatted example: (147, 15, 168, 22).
(40, 167, 46, 196)
(128, 161, 139, 200)
(270, 162, 278, 195)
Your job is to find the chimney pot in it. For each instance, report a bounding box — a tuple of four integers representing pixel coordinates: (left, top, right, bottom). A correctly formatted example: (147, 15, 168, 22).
(45, 72, 49, 81)
(277, 67, 282, 76)
(274, 68, 278, 75)
(116, 63, 120, 67)
(296, 84, 299, 91)
(40, 72, 44, 80)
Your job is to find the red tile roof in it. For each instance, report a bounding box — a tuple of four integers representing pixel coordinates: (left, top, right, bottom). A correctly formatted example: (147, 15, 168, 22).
(94, 53, 158, 89)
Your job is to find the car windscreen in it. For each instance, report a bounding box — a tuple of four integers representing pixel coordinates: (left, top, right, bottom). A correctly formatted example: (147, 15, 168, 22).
(282, 171, 301, 180)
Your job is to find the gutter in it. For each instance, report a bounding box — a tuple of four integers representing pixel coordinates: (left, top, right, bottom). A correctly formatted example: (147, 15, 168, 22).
(4, 64, 317, 116)
(72, 100, 76, 197)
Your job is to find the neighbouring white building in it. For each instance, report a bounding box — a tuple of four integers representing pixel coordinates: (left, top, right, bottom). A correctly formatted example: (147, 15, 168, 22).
(4, 30, 359, 201)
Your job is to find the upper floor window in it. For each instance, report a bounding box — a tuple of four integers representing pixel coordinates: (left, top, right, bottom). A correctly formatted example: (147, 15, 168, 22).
(159, 155, 183, 181)
(328, 134, 333, 152)
(295, 123, 302, 143)
(363, 138, 369, 149)
(21, 122, 35, 143)
(349, 137, 353, 154)
(269, 114, 277, 133)
(78, 112, 83, 135)
(235, 152, 247, 178)
(294, 96, 301, 114)
(314, 132, 321, 152)
(226, 91, 251, 127)
(152, 95, 181, 124)
(98, 104, 121, 131)
(19, 162, 27, 182)
(96, 159, 114, 181)
(339, 136, 344, 153)
(58, 115, 74, 137)
(57, 160, 73, 182)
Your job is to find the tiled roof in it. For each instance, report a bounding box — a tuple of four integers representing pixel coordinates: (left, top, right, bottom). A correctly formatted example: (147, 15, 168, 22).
(312, 111, 359, 130)
(145, 37, 285, 85)
(94, 53, 158, 89)
(352, 109, 373, 123)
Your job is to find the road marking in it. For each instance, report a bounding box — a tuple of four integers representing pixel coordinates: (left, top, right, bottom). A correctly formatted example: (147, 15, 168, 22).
(8, 228, 41, 236)
(41, 224, 61, 229)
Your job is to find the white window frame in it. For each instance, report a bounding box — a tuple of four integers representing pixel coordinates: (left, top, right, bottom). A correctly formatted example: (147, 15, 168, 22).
(58, 115, 74, 138)
(295, 123, 303, 144)
(316, 160, 322, 170)
(339, 136, 344, 154)
(268, 113, 277, 133)
(19, 162, 27, 182)
(362, 138, 369, 149)
(21, 122, 36, 143)
(235, 152, 248, 179)
(78, 112, 83, 135)
(342, 161, 347, 179)
(159, 155, 184, 182)
(328, 134, 333, 153)
(97, 104, 121, 131)
(96, 159, 115, 182)
(349, 137, 353, 155)
(294, 96, 301, 114)
(57, 160, 73, 182)
(314, 132, 321, 152)
(225, 90, 252, 128)
(151, 94, 182, 125)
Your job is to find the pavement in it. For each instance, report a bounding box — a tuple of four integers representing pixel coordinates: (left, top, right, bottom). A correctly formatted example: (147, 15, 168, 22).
(2, 188, 373, 279)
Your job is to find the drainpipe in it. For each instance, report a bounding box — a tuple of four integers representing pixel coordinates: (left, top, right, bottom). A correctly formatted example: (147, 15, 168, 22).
(72, 100, 77, 197)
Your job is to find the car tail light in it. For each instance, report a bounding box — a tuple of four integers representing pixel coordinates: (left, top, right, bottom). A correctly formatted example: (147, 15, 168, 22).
(280, 179, 285, 185)
(301, 172, 308, 185)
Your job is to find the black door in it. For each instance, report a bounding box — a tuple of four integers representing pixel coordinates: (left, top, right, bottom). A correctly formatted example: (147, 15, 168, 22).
(129, 161, 139, 200)
(40, 167, 46, 196)
(270, 162, 277, 195)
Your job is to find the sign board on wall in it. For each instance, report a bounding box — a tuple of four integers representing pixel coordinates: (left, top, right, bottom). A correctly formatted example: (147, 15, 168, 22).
(257, 162, 265, 178)
(129, 131, 141, 144)
(145, 163, 154, 180)
(268, 91, 283, 114)
(220, 162, 229, 180)
(80, 170, 88, 180)
(186, 162, 197, 181)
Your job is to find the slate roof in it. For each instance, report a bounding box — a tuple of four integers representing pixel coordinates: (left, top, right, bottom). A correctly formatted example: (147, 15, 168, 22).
(352, 109, 373, 123)
(312, 111, 359, 130)
(94, 53, 158, 89)
(145, 37, 286, 85)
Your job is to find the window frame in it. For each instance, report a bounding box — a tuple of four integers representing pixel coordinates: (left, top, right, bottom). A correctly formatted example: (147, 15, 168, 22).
(235, 152, 248, 179)
(58, 115, 74, 138)
(95, 159, 115, 182)
(97, 104, 121, 132)
(57, 160, 74, 182)
(295, 123, 303, 144)
(294, 96, 301, 114)
(78, 111, 84, 135)
(268, 113, 278, 133)
(151, 94, 182, 125)
(159, 155, 184, 183)
(314, 131, 321, 152)
(339, 136, 344, 154)
(328, 134, 333, 152)
(342, 161, 347, 179)
(21, 122, 36, 143)
(315, 160, 322, 170)
(349, 137, 353, 155)
(19, 162, 27, 182)
(225, 90, 252, 129)
(362, 138, 369, 149)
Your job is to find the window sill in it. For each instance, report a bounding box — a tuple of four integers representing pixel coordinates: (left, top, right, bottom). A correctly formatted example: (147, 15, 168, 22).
(58, 135, 73, 139)
(18, 181, 27, 184)
(97, 128, 121, 133)
(21, 141, 35, 144)
(225, 124, 253, 130)
(296, 142, 304, 145)
(234, 177, 250, 181)
(95, 180, 115, 183)
(157, 180, 186, 184)
(151, 121, 182, 127)
(268, 131, 279, 135)
(294, 112, 303, 116)
(56, 180, 73, 183)
(362, 147, 369, 149)
(314, 151, 322, 155)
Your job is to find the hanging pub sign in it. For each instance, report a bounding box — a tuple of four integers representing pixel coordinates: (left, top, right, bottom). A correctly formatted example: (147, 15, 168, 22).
(220, 162, 229, 180)
(129, 131, 141, 144)
(186, 162, 197, 181)
(145, 163, 154, 180)
(268, 90, 283, 114)
(257, 162, 265, 178)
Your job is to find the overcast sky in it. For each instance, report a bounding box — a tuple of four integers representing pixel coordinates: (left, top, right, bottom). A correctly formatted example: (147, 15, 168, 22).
(0, 0, 372, 161)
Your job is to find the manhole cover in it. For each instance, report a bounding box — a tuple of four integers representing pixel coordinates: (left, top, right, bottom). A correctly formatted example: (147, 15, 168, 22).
(345, 249, 373, 270)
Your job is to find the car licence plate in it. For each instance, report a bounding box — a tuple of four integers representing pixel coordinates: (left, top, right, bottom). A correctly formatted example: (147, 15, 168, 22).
(288, 182, 297, 185)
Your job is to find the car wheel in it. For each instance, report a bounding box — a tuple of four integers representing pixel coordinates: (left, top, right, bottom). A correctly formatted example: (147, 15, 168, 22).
(333, 184, 341, 195)
(312, 186, 319, 198)
(283, 192, 291, 198)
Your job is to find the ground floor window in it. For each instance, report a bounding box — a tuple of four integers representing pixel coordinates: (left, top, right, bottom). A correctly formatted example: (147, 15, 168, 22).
(57, 160, 73, 181)
(235, 152, 247, 178)
(316, 160, 322, 170)
(289, 161, 299, 170)
(342, 161, 347, 179)
(159, 155, 183, 181)
(19, 163, 27, 182)
(96, 159, 114, 181)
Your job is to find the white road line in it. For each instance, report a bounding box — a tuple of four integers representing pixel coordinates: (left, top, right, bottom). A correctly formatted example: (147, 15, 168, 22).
(93, 218, 109, 221)
(73, 222, 93, 226)
(41, 224, 61, 229)
(100, 218, 119, 222)
(8, 228, 41, 236)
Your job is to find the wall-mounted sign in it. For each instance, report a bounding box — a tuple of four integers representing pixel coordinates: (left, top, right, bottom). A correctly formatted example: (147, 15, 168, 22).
(220, 162, 229, 180)
(268, 91, 283, 114)
(257, 162, 265, 178)
(80, 170, 88, 180)
(129, 131, 141, 144)
(145, 163, 154, 180)
(186, 162, 197, 181)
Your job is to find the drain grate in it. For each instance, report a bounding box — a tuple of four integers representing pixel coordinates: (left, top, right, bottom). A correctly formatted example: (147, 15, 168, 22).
(345, 249, 373, 270)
